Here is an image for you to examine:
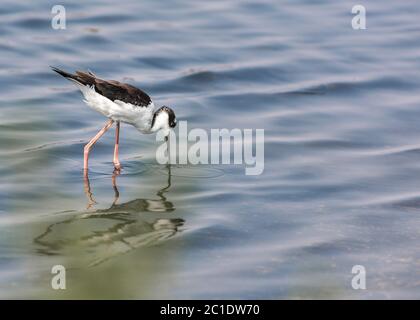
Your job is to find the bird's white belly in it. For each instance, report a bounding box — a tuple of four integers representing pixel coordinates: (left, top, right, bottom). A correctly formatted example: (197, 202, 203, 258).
(77, 84, 154, 132)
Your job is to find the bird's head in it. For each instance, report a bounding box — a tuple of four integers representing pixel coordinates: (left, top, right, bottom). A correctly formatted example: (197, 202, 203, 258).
(151, 106, 177, 136)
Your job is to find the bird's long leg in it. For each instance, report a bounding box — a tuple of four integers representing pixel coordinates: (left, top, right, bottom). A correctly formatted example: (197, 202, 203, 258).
(84, 119, 114, 175)
(113, 121, 121, 171)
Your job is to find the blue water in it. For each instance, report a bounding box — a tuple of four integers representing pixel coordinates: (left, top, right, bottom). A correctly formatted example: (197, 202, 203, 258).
(0, 0, 419, 299)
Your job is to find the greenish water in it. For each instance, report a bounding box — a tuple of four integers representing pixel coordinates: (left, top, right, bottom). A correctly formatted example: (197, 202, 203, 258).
(0, 0, 420, 299)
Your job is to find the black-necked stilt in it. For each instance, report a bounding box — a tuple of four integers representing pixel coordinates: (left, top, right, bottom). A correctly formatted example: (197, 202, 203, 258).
(51, 67, 177, 174)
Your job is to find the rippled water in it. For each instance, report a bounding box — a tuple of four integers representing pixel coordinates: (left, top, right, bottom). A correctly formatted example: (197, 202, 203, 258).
(1, 0, 420, 299)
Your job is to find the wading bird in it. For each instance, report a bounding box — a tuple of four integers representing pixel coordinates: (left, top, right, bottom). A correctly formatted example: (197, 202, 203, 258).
(51, 67, 177, 174)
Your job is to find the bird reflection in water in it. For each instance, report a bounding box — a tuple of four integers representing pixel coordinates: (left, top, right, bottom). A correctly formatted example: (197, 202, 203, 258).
(34, 165, 184, 267)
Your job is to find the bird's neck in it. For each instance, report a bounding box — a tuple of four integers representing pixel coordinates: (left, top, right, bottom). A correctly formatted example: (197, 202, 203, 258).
(133, 110, 159, 134)
(149, 111, 159, 132)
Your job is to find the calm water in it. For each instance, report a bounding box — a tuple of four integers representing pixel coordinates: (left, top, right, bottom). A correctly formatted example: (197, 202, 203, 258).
(0, 0, 419, 299)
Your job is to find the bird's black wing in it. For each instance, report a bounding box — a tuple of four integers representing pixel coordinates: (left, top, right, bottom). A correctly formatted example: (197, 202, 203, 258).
(93, 78, 152, 107)
(51, 67, 152, 107)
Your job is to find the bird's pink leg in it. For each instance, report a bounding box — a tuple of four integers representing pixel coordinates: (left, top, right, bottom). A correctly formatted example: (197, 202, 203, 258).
(84, 119, 114, 175)
(113, 121, 121, 171)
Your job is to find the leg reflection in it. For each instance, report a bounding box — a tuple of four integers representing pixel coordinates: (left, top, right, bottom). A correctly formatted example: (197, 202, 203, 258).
(35, 165, 184, 266)
(111, 170, 120, 206)
(83, 172, 97, 209)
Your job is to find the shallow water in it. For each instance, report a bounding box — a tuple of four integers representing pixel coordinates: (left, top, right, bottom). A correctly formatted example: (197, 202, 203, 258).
(1, 0, 420, 299)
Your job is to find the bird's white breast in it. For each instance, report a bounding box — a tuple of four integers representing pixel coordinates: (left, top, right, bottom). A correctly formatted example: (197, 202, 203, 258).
(76, 84, 155, 133)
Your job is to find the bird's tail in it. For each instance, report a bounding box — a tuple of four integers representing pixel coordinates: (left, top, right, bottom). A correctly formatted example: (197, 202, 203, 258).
(50, 66, 78, 80)
(50, 66, 96, 87)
